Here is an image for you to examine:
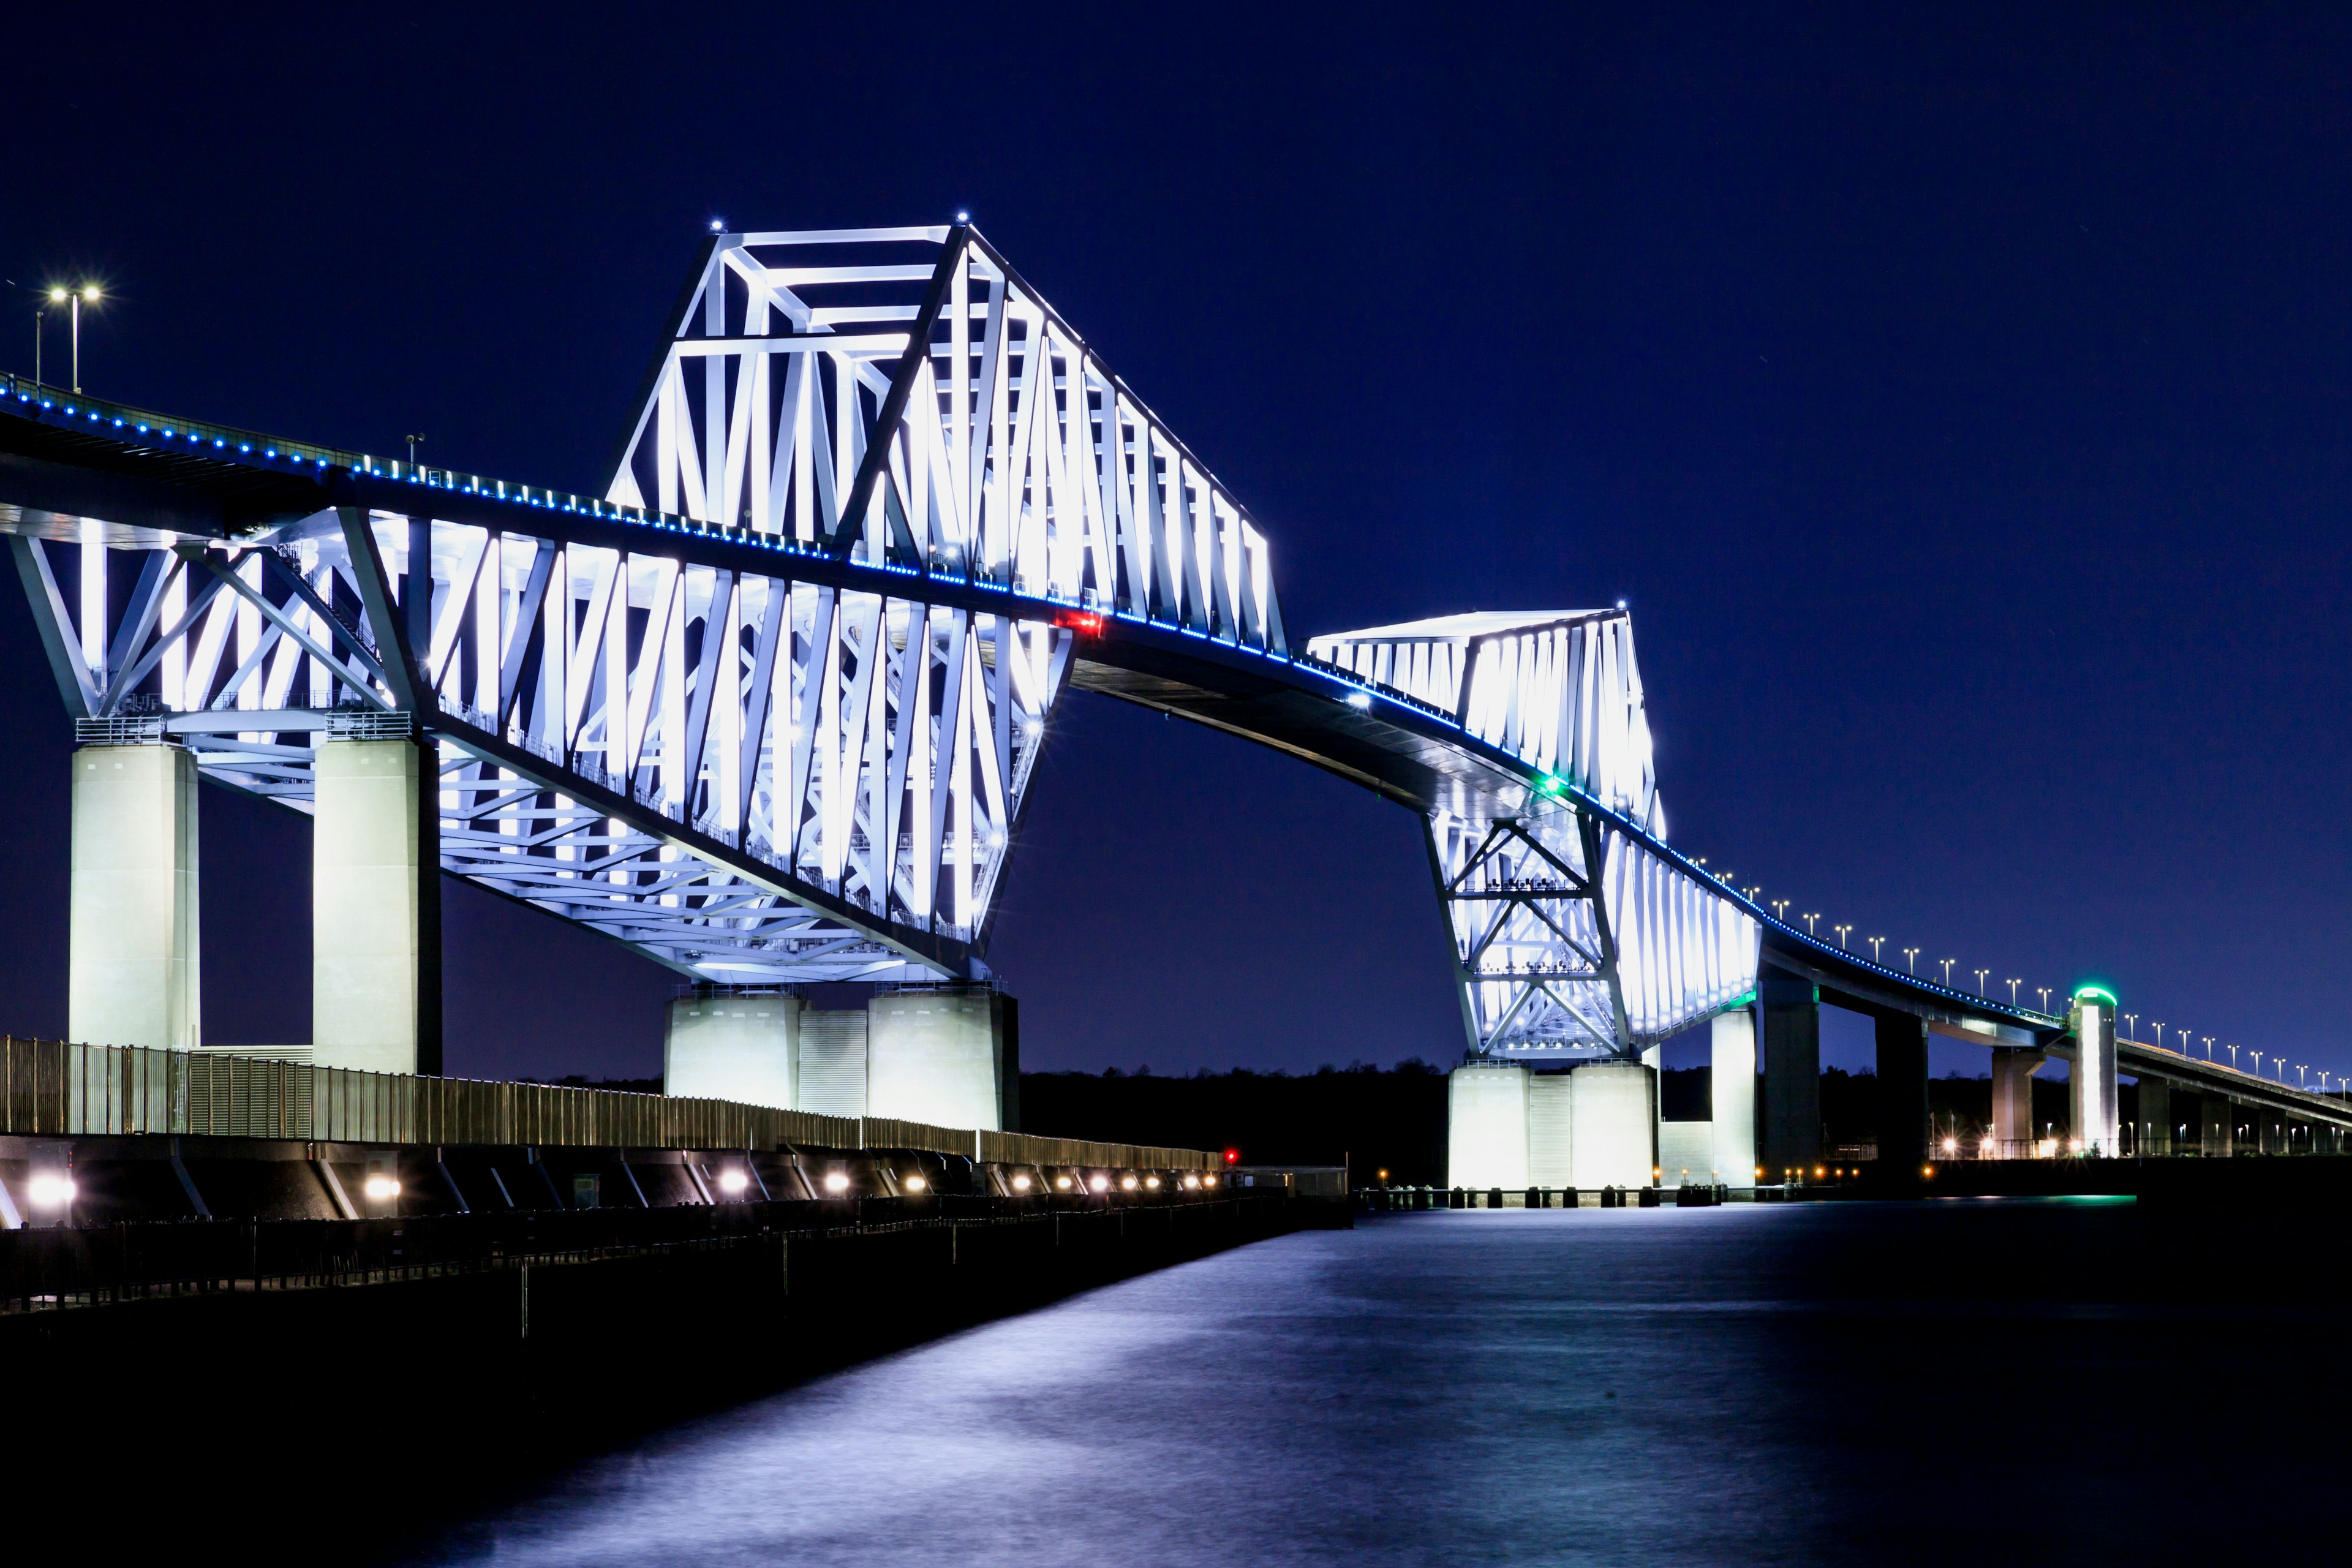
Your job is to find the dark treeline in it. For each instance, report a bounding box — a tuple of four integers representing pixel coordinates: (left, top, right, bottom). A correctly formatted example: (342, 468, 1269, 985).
(1021, 1063, 1450, 1186)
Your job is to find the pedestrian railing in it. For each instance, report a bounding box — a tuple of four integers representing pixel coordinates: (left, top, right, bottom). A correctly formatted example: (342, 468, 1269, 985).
(0, 1037, 1215, 1170)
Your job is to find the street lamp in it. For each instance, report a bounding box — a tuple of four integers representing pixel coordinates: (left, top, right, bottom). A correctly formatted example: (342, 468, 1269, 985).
(1903, 946, 1919, 973)
(1974, 968, 1991, 995)
(2225, 1042, 2236, 1068)
(1940, 959, 1956, 986)
(2005, 978, 2021, 1005)
(2124, 1012, 2137, 1039)
(2252, 1050, 2263, 1077)
(1868, 936, 1885, 962)
(48, 283, 99, 393)
(1771, 899, 1790, 921)
(1801, 912, 1820, 935)
(2036, 986, 2052, 1014)
(1833, 922, 1851, 949)
(2151, 1021, 2164, 1048)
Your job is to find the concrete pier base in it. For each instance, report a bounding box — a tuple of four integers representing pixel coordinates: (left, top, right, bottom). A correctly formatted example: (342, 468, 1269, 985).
(665, 992, 801, 1108)
(1875, 1013, 1929, 1173)
(2137, 1076, 2172, 1156)
(1447, 1061, 1529, 1191)
(867, 988, 1018, 1132)
(1992, 1047, 2046, 1156)
(313, 738, 441, 1075)
(2201, 1096, 2233, 1158)
(1760, 968, 1820, 1181)
(1569, 1061, 1656, 1189)
(1712, 1008, 1758, 1188)
(69, 744, 201, 1050)
(796, 1008, 870, 1118)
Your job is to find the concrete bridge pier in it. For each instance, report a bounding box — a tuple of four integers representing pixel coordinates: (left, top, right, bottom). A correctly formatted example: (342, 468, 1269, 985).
(2200, 1096, 2233, 1158)
(1991, 1047, 2045, 1156)
(1448, 1057, 1655, 1191)
(69, 742, 202, 1051)
(312, 736, 441, 1075)
(1711, 1008, 1758, 1187)
(665, 991, 801, 1109)
(868, 987, 1018, 1133)
(2069, 989, 2119, 1155)
(1874, 1012, 1929, 1174)
(2137, 1075, 2173, 1156)
(1758, 968, 1820, 1182)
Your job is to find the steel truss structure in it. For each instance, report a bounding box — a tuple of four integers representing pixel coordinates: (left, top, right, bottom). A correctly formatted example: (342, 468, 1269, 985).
(6, 222, 1770, 1060)
(1308, 613, 1757, 1055)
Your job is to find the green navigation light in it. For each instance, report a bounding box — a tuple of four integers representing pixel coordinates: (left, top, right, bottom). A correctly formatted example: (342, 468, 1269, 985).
(2073, 984, 2118, 1006)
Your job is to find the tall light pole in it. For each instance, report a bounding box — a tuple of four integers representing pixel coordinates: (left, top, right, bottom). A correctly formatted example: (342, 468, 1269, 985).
(1868, 936, 1885, 962)
(1974, 968, 1991, 995)
(2252, 1050, 2263, 1077)
(2124, 1012, 2138, 1039)
(2225, 1042, 2236, 1068)
(2152, 1021, 2164, 1048)
(2036, 986, 2052, 1014)
(2005, 977, 2021, 1005)
(1940, 958, 1956, 986)
(1833, 922, 1851, 949)
(1802, 912, 1820, 936)
(50, 284, 99, 393)
(1771, 899, 1790, 922)
(1903, 946, 1919, 974)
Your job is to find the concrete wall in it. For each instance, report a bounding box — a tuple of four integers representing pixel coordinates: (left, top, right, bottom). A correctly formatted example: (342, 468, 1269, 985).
(1711, 1008, 1758, 1186)
(1447, 1063, 1529, 1189)
(1569, 1061, 1654, 1189)
(797, 1008, 869, 1118)
(69, 744, 200, 1050)
(867, 989, 1008, 1131)
(1528, 1072, 1575, 1187)
(664, 993, 800, 1109)
(313, 739, 440, 1075)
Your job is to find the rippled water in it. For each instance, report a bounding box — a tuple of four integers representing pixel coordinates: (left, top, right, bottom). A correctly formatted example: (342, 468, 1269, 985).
(412, 1200, 2352, 1566)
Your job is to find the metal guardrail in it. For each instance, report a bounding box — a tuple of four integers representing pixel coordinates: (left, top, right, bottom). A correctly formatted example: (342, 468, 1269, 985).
(0, 1038, 1215, 1170)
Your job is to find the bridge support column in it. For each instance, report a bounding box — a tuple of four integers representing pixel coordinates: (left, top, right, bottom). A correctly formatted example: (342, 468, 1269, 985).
(1528, 1071, 1574, 1188)
(69, 743, 201, 1050)
(2200, 1096, 2232, 1158)
(665, 990, 801, 1109)
(1711, 1008, 1757, 1188)
(1874, 1012, 1929, 1174)
(867, 987, 1017, 1132)
(1448, 1061, 1529, 1190)
(313, 738, 441, 1075)
(2069, 989, 2119, 1156)
(1570, 1060, 1656, 1189)
(1991, 1048, 2045, 1156)
(2137, 1076, 2172, 1156)
(1759, 968, 1819, 1182)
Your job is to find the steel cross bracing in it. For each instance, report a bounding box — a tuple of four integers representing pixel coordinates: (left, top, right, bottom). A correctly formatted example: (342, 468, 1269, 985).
(1310, 612, 1759, 1058)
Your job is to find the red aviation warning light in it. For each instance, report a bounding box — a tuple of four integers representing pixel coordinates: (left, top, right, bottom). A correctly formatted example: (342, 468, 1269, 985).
(1054, 609, 1105, 636)
(1223, 1147, 1241, 1166)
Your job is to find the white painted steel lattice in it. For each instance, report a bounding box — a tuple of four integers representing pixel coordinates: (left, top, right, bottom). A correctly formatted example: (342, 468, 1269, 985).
(1313, 612, 1758, 1056)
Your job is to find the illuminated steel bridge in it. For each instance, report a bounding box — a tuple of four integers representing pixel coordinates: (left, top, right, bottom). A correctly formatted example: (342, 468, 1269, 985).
(3, 222, 2343, 1182)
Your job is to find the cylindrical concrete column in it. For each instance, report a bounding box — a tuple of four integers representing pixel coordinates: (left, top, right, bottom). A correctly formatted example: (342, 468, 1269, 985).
(313, 737, 441, 1074)
(70, 744, 200, 1050)
(665, 991, 801, 1108)
(2069, 988, 2119, 1156)
(866, 987, 1014, 1131)
(1711, 1008, 1758, 1187)
(1447, 1061, 1530, 1189)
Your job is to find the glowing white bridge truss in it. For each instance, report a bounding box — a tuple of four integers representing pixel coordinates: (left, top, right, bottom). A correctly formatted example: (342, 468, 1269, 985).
(7, 222, 1763, 1058)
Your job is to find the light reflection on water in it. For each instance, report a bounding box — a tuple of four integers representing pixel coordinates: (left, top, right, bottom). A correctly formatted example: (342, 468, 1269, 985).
(411, 1202, 2352, 1567)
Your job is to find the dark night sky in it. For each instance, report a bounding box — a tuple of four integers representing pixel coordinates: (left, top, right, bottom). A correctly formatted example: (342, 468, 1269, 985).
(4, 4, 2348, 1084)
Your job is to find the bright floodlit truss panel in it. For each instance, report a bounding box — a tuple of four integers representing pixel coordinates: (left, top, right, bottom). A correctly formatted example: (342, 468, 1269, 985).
(609, 225, 1287, 650)
(1313, 612, 1758, 1057)
(23, 507, 1064, 982)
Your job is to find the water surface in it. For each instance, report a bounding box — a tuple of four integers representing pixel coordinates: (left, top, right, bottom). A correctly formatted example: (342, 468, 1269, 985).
(414, 1200, 2352, 1566)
